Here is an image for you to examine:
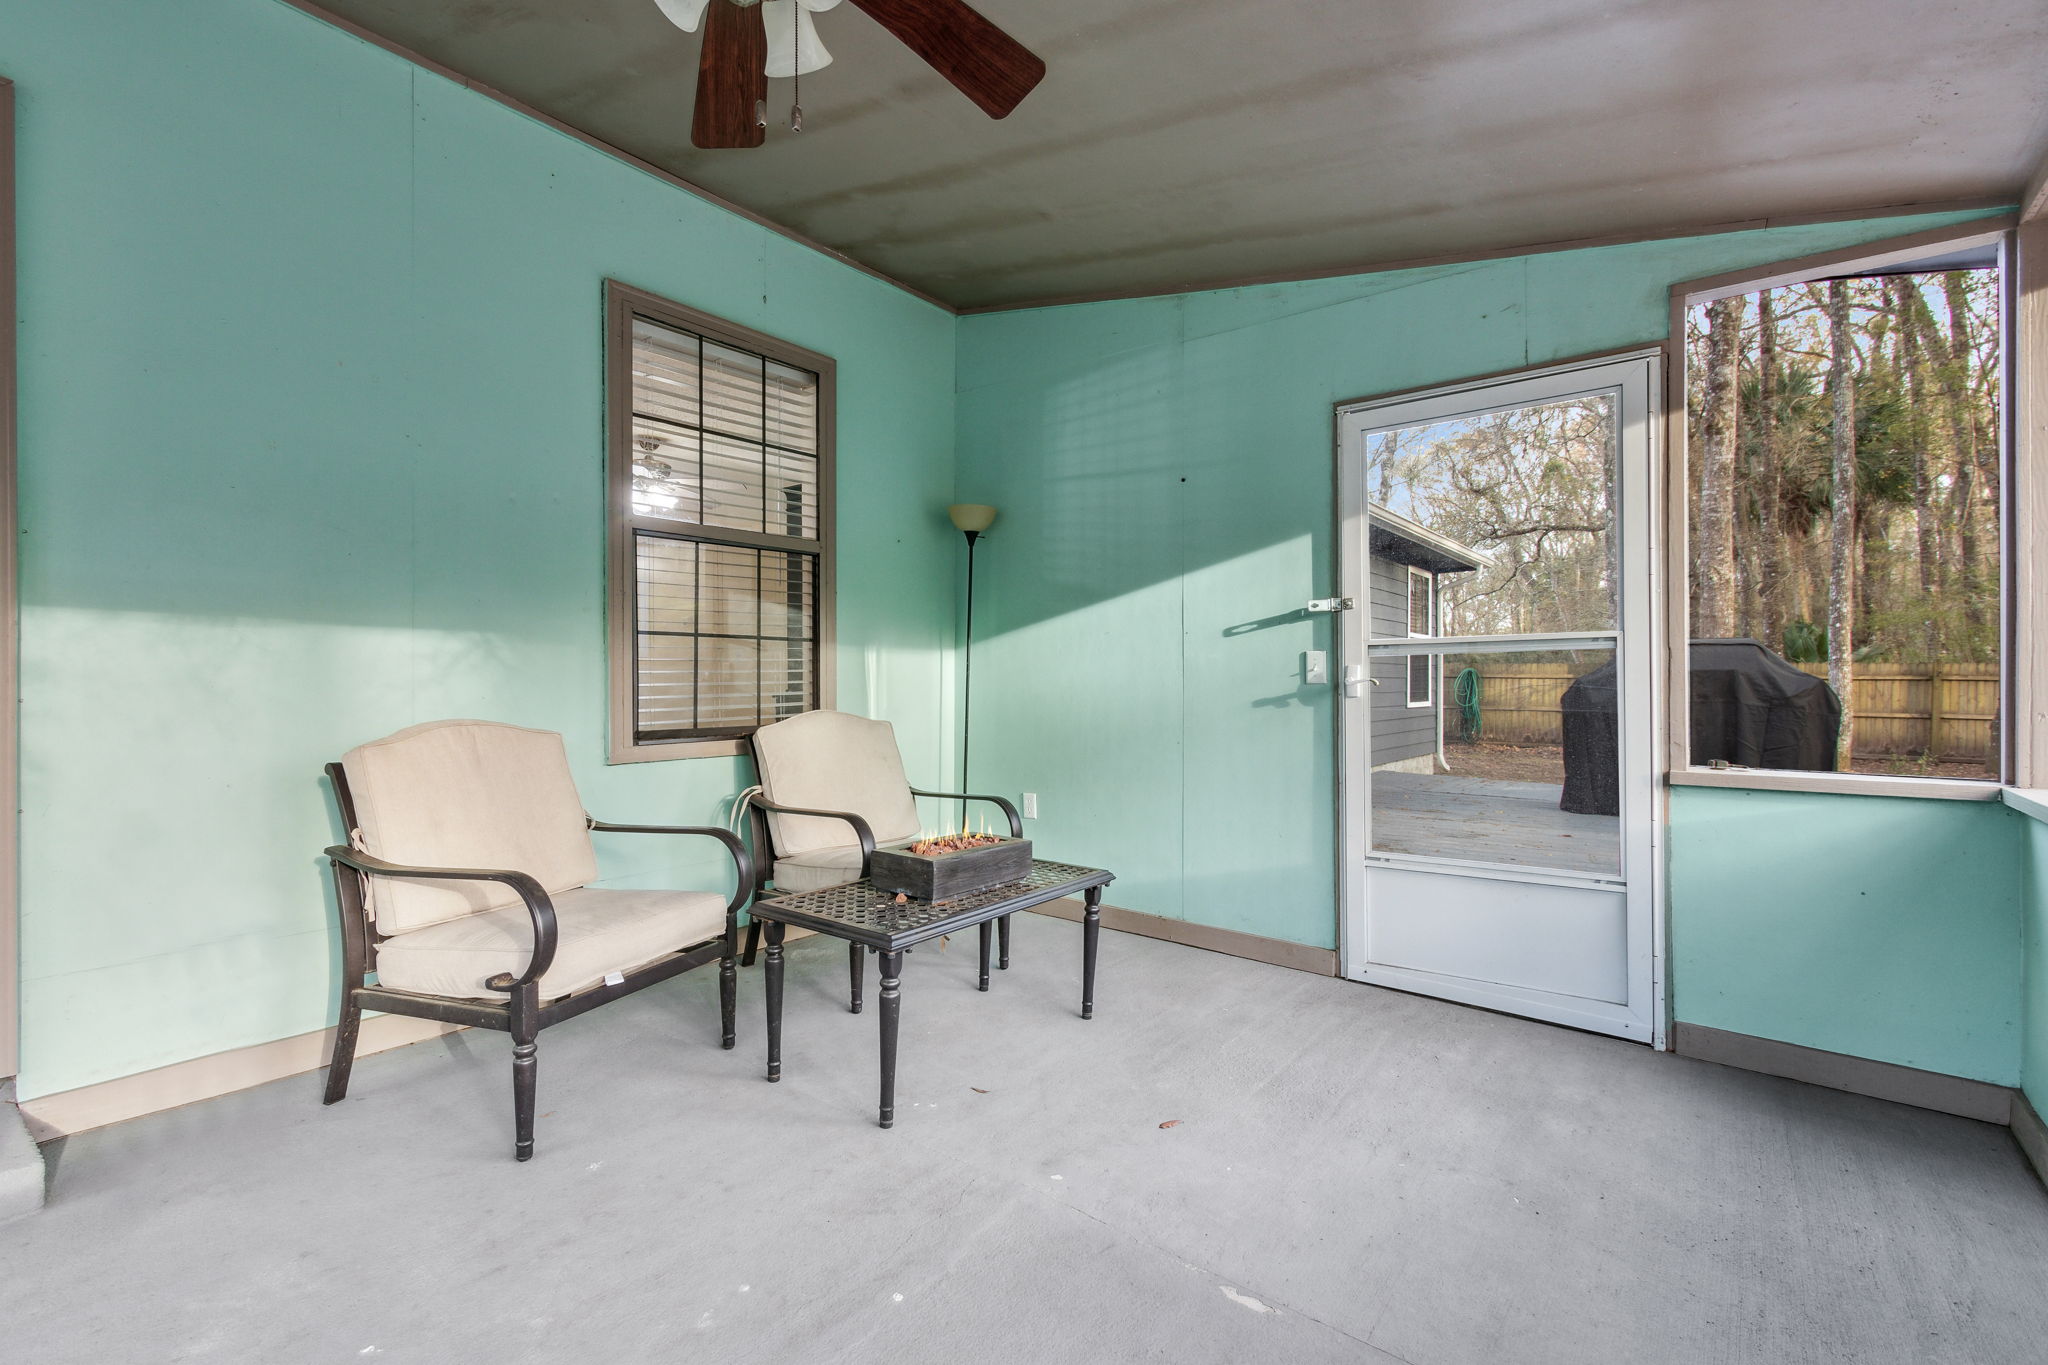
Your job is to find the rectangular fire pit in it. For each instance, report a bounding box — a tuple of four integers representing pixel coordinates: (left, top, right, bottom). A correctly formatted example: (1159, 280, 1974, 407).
(870, 835, 1033, 901)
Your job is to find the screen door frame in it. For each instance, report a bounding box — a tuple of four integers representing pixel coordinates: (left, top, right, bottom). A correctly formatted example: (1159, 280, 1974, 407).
(1332, 346, 1668, 1046)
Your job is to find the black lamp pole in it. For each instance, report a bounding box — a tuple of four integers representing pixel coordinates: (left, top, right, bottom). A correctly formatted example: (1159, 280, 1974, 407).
(960, 526, 980, 830)
(949, 504, 996, 833)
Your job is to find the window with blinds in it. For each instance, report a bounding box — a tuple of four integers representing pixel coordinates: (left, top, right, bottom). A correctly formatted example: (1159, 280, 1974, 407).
(608, 286, 833, 755)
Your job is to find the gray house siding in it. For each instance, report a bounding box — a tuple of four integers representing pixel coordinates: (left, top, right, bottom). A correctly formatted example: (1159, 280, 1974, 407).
(1370, 556, 1437, 770)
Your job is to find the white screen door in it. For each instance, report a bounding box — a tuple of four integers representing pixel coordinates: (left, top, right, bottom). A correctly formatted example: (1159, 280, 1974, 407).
(1336, 353, 1662, 1042)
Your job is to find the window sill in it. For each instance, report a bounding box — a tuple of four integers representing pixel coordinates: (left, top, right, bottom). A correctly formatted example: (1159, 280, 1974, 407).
(2001, 788, 2048, 825)
(1668, 768, 2003, 802)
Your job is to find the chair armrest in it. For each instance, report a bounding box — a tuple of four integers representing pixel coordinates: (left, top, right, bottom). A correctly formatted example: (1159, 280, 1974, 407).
(323, 846, 558, 989)
(909, 788, 1024, 839)
(586, 821, 757, 920)
(745, 794, 877, 875)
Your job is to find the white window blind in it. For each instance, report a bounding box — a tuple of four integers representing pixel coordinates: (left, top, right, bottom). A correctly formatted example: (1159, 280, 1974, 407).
(626, 312, 822, 742)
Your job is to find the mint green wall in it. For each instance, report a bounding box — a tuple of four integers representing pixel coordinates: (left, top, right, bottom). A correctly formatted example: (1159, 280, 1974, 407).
(2021, 817, 2048, 1105)
(0, 0, 2026, 1102)
(955, 209, 2005, 957)
(1671, 788, 2024, 1085)
(4, 0, 957, 1098)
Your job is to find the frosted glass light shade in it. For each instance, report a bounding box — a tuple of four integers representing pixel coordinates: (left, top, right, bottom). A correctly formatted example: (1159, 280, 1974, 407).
(948, 504, 998, 535)
(764, 0, 834, 77)
(654, 0, 712, 32)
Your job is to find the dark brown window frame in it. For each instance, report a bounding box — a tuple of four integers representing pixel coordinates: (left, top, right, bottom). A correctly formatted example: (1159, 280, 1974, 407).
(605, 281, 837, 763)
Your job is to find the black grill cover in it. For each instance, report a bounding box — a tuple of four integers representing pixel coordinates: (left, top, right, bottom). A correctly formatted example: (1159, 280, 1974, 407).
(1558, 639, 1840, 816)
(1559, 659, 1621, 816)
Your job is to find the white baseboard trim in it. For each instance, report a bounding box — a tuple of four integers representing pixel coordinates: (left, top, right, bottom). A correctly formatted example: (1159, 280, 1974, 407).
(1028, 898, 1338, 976)
(17, 1014, 464, 1142)
(1673, 1022, 2017, 1125)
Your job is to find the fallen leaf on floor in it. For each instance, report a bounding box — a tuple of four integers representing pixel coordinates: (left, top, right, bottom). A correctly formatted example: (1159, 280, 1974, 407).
(971, 1087, 989, 1094)
(1159, 1119, 1183, 1129)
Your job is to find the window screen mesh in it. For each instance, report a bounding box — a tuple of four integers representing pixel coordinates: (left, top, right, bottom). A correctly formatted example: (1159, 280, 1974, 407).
(1408, 653, 1433, 707)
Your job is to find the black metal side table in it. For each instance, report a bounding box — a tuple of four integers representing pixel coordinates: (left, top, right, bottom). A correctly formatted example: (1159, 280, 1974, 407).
(749, 860, 1114, 1128)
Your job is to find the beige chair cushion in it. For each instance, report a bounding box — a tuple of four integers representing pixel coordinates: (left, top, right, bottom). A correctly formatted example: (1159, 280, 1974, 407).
(751, 711, 922, 857)
(771, 846, 867, 893)
(373, 887, 727, 1001)
(342, 719, 599, 935)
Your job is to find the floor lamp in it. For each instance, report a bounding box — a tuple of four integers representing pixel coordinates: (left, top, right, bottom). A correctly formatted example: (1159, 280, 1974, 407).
(949, 503, 997, 832)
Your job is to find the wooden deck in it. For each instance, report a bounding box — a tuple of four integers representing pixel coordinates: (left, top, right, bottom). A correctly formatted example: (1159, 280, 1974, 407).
(1370, 771, 1621, 877)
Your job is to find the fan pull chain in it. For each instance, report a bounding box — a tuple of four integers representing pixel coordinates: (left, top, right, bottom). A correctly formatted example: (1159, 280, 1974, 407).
(790, 0, 803, 131)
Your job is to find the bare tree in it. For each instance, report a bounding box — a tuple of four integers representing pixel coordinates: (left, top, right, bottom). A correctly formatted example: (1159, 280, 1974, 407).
(1895, 277, 1937, 658)
(1694, 295, 1744, 637)
(1826, 279, 1857, 767)
(1756, 289, 1785, 651)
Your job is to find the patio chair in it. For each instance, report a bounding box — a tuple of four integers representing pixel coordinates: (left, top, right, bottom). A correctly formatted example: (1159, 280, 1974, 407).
(743, 710, 1021, 1009)
(320, 719, 753, 1161)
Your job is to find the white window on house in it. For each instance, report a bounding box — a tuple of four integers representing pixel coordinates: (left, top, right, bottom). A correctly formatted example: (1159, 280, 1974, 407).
(1407, 567, 1434, 707)
(606, 283, 835, 761)
(1676, 225, 2010, 787)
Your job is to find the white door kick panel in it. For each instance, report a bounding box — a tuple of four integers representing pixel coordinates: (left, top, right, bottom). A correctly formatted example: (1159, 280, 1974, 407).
(1364, 867, 1628, 1004)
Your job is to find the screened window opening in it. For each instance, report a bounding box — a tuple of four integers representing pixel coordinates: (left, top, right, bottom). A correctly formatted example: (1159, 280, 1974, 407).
(1682, 247, 2004, 781)
(1407, 569, 1435, 707)
(610, 287, 832, 754)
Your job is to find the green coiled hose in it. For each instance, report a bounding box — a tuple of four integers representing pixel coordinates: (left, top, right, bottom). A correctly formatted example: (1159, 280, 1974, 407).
(1453, 666, 1482, 741)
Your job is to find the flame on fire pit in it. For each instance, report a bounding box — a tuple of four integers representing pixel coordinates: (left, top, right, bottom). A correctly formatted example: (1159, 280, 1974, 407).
(908, 832, 1007, 857)
(908, 812, 1008, 858)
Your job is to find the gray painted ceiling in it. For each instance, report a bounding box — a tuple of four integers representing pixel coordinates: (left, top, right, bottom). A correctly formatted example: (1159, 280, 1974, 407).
(305, 0, 2048, 309)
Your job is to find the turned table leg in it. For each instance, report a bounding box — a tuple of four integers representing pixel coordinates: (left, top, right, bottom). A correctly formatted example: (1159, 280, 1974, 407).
(878, 949, 904, 1128)
(1082, 886, 1101, 1021)
(765, 920, 785, 1082)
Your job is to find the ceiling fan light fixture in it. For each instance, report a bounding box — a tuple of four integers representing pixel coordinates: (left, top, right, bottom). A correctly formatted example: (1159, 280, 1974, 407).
(653, 0, 713, 30)
(678, 0, 1045, 149)
(763, 0, 834, 78)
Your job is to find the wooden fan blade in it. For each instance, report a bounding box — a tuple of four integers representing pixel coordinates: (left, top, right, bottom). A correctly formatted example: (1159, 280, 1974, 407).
(693, 0, 768, 149)
(846, 0, 1046, 119)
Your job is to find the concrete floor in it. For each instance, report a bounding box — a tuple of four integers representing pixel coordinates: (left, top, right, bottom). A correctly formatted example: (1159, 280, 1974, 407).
(5, 915, 2047, 1364)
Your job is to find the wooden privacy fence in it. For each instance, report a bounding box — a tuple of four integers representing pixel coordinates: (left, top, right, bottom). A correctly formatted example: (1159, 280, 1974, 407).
(1456, 660, 2000, 760)
(1789, 662, 1999, 761)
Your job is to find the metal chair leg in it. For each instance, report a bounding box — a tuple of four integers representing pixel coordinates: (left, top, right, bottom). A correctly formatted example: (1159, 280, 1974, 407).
(510, 983, 541, 1162)
(323, 993, 362, 1105)
(719, 951, 738, 1049)
(849, 941, 865, 1013)
(742, 918, 762, 967)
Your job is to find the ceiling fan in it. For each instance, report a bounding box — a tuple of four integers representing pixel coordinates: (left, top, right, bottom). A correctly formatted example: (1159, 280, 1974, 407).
(655, 0, 1047, 149)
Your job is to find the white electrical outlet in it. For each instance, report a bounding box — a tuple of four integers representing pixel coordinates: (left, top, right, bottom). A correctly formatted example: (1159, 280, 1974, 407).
(1022, 792, 1038, 819)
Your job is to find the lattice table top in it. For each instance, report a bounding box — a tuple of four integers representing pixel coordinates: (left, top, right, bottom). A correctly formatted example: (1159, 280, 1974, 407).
(753, 860, 1112, 950)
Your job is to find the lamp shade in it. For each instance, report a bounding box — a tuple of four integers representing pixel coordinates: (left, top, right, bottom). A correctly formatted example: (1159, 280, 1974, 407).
(948, 503, 998, 535)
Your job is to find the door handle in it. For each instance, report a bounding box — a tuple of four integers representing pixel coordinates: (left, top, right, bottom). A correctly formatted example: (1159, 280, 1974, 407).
(1341, 664, 1365, 698)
